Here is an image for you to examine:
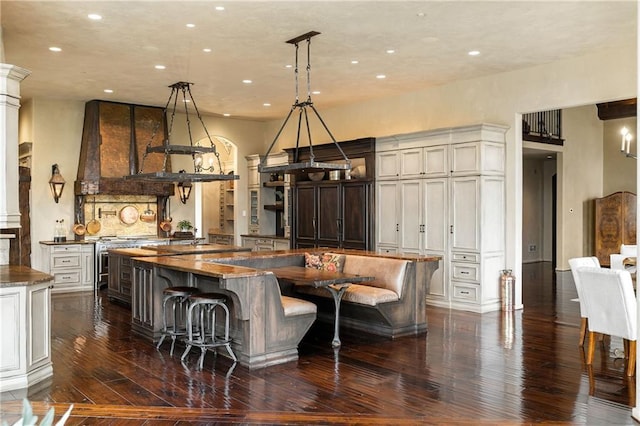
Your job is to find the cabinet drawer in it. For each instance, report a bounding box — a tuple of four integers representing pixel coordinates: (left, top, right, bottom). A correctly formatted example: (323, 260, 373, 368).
(52, 255, 81, 269)
(452, 284, 478, 302)
(451, 252, 479, 263)
(121, 257, 132, 267)
(52, 244, 80, 253)
(120, 269, 132, 282)
(451, 262, 480, 282)
(53, 270, 81, 285)
(377, 246, 398, 254)
(120, 283, 132, 296)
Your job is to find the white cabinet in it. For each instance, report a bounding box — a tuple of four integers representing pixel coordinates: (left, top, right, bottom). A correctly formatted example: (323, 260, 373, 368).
(40, 242, 94, 293)
(376, 145, 449, 180)
(0, 279, 53, 392)
(81, 244, 94, 288)
(376, 181, 400, 249)
(242, 236, 289, 251)
(375, 123, 507, 313)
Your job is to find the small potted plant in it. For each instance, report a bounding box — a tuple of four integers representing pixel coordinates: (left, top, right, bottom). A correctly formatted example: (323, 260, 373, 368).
(177, 219, 193, 232)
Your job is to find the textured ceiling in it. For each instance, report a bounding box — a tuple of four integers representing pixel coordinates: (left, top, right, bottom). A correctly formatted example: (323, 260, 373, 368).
(1, 1, 637, 121)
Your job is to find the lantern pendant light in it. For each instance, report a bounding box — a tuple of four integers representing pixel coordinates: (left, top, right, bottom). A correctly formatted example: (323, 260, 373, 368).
(259, 31, 350, 175)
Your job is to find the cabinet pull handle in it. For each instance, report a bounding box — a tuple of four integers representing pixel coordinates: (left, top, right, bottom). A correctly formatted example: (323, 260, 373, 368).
(450, 225, 454, 234)
(396, 224, 399, 232)
(460, 290, 470, 295)
(461, 271, 470, 275)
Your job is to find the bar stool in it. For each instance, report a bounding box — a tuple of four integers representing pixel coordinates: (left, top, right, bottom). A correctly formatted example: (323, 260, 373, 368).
(156, 286, 201, 356)
(181, 293, 236, 369)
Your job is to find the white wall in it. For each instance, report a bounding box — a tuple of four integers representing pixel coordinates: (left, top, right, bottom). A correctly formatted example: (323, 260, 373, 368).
(561, 105, 604, 261)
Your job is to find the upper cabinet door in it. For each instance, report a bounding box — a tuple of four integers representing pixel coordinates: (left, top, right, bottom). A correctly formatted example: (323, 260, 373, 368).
(376, 151, 400, 180)
(399, 148, 423, 179)
(451, 141, 504, 176)
(423, 145, 449, 178)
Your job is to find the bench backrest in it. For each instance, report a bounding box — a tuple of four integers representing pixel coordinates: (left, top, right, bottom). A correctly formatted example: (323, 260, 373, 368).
(337, 254, 409, 298)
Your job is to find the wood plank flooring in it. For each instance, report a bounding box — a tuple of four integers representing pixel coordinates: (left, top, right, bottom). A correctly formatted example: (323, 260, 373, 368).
(0, 262, 637, 425)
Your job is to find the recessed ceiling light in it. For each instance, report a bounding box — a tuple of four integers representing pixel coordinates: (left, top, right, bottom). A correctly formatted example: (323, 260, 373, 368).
(49, 46, 62, 52)
(186, 23, 195, 28)
(263, 103, 271, 107)
(88, 13, 102, 20)
(285, 64, 293, 68)
(242, 79, 252, 84)
(215, 6, 225, 11)
(351, 60, 359, 64)
(417, 12, 425, 17)
(103, 89, 113, 94)
(154, 65, 166, 70)
(386, 49, 395, 54)
(376, 74, 386, 79)
(223, 113, 231, 117)
(182, 99, 191, 103)
(312, 91, 321, 95)
(203, 48, 212, 53)
(468, 50, 480, 56)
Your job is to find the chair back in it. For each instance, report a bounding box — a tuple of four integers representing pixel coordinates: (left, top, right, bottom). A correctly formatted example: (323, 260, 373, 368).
(620, 244, 637, 257)
(576, 266, 637, 341)
(568, 257, 600, 316)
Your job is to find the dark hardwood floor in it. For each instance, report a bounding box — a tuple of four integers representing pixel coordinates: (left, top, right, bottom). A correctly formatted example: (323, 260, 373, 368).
(1, 262, 637, 425)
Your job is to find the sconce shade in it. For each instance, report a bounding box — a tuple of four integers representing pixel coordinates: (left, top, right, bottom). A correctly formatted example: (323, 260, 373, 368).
(49, 164, 66, 203)
(177, 180, 192, 204)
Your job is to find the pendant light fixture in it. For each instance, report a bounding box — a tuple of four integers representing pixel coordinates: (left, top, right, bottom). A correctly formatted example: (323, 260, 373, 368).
(259, 31, 350, 175)
(124, 81, 239, 184)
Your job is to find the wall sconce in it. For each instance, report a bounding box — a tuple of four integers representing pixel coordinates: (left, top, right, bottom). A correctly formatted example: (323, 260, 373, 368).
(177, 180, 192, 204)
(49, 164, 66, 203)
(620, 127, 637, 159)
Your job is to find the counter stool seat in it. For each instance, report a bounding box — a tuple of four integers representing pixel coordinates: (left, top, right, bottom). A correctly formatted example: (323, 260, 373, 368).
(181, 292, 236, 369)
(157, 286, 201, 356)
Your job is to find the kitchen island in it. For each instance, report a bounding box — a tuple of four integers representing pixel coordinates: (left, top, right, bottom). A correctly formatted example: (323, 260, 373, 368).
(108, 244, 251, 304)
(0, 266, 54, 392)
(129, 249, 440, 369)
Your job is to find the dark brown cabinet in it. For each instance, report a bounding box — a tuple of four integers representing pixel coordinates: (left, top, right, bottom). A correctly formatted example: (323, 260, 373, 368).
(289, 138, 375, 250)
(594, 191, 636, 266)
(294, 181, 372, 250)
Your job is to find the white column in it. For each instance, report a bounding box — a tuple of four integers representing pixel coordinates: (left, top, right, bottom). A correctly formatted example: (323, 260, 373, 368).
(0, 64, 31, 229)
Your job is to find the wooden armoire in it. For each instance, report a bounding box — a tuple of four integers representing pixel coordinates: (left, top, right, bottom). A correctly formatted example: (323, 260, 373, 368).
(594, 191, 636, 266)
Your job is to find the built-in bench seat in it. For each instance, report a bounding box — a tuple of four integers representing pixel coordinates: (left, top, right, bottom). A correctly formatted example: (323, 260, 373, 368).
(280, 295, 317, 316)
(198, 249, 438, 340)
(293, 252, 425, 338)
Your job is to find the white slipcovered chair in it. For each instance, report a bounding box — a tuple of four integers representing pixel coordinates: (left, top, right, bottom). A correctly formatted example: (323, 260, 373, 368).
(576, 266, 637, 376)
(568, 257, 600, 347)
(610, 244, 637, 274)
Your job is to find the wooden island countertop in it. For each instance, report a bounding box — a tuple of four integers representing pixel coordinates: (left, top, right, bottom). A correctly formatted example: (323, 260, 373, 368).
(139, 243, 251, 256)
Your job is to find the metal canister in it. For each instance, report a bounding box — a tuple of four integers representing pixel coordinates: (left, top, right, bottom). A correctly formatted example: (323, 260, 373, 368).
(500, 269, 515, 311)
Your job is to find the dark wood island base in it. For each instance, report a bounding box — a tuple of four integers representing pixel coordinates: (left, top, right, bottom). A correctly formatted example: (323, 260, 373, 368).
(122, 249, 439, 369)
